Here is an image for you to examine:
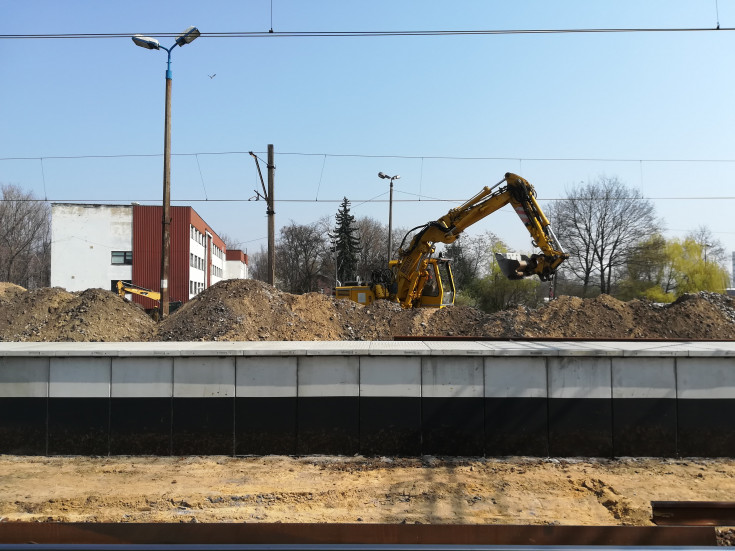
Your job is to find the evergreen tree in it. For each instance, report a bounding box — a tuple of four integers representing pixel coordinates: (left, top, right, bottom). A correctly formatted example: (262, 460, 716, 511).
(330, 197, 361, 284)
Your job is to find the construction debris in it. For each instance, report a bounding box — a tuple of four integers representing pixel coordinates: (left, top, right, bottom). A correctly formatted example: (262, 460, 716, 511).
(0, 280, 733, 342)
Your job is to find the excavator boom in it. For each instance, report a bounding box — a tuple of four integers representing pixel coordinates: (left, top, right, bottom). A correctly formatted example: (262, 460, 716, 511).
(335, 172, 568, 309)
(392, 172, 568, 307)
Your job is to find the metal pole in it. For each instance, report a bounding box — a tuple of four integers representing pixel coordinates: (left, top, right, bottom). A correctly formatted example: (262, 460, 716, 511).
(267, 144, 275, 286)
(388, 178, 394, 260)
(160, 52, 172, 319)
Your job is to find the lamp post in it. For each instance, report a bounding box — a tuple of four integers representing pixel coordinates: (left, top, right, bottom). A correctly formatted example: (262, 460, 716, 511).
(132, 26, 200, 319)
(378, 172, 400, 260)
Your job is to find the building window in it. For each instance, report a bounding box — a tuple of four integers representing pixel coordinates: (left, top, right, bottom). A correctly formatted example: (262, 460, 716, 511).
(111, 251, 132, 265)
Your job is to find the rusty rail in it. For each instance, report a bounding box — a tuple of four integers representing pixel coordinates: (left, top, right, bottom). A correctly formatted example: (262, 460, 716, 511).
(652, 501, 735, 526)
(0, 522, 717, 547)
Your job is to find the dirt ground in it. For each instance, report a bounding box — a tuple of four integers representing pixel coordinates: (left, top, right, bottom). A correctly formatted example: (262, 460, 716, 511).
(0, 455, 734, 527)
(1, 279, 734, 342)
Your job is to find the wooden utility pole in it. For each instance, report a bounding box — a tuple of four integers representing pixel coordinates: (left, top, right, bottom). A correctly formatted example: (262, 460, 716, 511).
(267, 144, 275, 286)
(249, 146, 276, 286)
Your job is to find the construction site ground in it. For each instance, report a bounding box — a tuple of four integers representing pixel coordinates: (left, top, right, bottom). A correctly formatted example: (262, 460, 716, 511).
(2, 279, 735, 342)
(1, 280, 735, 541)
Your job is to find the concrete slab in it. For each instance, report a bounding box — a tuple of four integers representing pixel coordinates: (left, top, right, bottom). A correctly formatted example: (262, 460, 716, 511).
(111, 357, 174, 398)
(421, 356, 484, 398)
(612, 357, 676, 399)
(0, 357, 49, 397)
(360, 356, 421, 397)
(677, 357, 735, 399)
(236, 356, 297, 398)
(173, 356, 236, 398)
(49, 357, 111, 398)
(548, 356, 612, 399)
(485, 356, 547, 398)
(298, 356, 359, 397)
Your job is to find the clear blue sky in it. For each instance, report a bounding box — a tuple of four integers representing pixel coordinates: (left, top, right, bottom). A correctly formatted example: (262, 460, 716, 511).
(2, 1, 735, 273)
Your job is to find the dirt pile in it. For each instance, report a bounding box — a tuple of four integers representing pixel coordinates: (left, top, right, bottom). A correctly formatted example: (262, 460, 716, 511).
(0, 286, 157, 342)
(0, 279, 734, 342)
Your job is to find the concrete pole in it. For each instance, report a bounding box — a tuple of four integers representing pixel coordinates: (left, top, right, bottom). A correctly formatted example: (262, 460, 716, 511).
(267, 144, 275, 286)
(388, 179, 394, 261)
(160, 71, 172, 319)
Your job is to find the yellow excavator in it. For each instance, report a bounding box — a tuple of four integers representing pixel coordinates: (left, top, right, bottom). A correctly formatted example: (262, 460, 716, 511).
(335, 172, 568, 309)
(116, 281, 161, 303)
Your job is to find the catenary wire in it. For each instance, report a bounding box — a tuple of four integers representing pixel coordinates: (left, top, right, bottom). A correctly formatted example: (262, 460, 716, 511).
(1, 27, 734, 39)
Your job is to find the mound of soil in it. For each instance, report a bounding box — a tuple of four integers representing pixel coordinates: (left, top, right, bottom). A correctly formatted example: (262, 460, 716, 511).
(1, 279, 733, 342)
(0, 287, 157, 342)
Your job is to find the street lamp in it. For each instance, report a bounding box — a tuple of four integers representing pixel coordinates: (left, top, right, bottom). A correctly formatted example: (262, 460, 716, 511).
(378, 172, 400, 260)
(132, 26, 200, 319)
(704, 243, 712, 264)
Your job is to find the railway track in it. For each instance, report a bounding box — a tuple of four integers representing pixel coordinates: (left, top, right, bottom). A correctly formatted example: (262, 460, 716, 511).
(0, 523, 717, 548)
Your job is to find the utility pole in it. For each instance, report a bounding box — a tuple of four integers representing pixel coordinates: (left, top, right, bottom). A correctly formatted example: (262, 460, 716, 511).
(267, 144, 275, 286)
(249, 145, 276, 286)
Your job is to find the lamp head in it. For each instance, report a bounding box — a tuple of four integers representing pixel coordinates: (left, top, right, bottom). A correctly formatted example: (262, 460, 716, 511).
(132, 34, 161, 50)
(176, 26, 201, 47)
(378, 172, 387, 179)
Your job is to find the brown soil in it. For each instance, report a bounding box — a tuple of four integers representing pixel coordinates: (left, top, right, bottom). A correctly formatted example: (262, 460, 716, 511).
(1, 455, 734, 527)
(1, 279, 734, 342)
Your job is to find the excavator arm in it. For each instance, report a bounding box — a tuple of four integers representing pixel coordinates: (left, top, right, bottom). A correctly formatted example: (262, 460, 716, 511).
(393, 172, 568, 308)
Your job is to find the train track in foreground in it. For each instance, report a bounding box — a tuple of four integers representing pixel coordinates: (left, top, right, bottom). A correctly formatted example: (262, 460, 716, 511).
(0, 523, 717, 547)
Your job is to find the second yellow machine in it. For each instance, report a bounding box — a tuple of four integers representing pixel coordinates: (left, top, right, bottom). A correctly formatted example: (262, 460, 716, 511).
(335, 172, 568, 309)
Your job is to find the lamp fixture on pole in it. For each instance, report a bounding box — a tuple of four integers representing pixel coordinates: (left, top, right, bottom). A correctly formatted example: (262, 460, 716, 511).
(131, 26, 200, 319)
(378, 172, 400, 260)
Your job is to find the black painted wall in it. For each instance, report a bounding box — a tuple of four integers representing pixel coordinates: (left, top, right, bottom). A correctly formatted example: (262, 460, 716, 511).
(0, 396, 732, 457)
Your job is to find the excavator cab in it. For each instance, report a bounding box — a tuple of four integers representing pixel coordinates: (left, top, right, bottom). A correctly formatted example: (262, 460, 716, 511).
(416, 257, 455, 308)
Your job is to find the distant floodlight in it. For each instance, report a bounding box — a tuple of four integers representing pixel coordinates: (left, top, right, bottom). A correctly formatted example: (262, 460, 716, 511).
(175, 26, 201, 47)
(132, 34, 161, 50)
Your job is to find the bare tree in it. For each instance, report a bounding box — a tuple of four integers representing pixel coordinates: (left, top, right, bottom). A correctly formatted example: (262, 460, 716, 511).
(444, 231, 499, 290)
(687, 225, 727, 266)
(248, 245, 270, 282)
(276, 220, 329, 293)
(546, 176, 659, 296)
(354, 217, 388, 281)
(0, 184, 50, 288)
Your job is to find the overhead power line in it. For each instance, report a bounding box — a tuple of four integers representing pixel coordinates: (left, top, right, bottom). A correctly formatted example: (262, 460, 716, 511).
(4, 196, 735, 204)
(4, 151, 735, 163)
(1, 27, 733, 40)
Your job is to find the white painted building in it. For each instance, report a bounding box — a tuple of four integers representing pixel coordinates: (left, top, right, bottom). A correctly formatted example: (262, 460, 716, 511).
(51, 203, 248, 307)
(51, 204, 134, 292)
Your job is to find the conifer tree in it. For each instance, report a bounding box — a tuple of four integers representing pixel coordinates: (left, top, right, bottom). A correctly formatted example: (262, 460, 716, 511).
(330, 197, 361, 284)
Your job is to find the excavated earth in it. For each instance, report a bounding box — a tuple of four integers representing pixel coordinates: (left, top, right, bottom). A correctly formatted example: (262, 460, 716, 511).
(1, 279, 734, 342)
(2, 280, 735, 541)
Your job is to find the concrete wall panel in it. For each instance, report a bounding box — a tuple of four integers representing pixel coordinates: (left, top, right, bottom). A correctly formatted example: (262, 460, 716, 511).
(174, 357, 235, 398)
(112, 357, 173, 398)
(298, 356, 359, 397)
(677, 358, 735, 399)
(236, 356, 297, 398)
(485, 357, 546, 398)
(360, 356, 420, 397)
(0, 357, 48, 397)
(50, 357, 110, 398)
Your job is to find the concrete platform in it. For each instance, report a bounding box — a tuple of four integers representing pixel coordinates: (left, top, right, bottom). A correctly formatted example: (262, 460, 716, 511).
(1, 341, 733, 457)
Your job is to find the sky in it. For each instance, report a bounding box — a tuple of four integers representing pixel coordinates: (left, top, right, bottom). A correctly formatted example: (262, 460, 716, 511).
(2, 1, 735, 275)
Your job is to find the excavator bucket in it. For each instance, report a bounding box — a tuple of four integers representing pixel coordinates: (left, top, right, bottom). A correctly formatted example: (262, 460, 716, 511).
(495, 252, 532, 280)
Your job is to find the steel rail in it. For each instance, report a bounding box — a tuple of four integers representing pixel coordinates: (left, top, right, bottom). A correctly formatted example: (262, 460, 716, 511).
(0, 523, 716, 547)
(393, 336, 735, 342)
(652, 501, 735, 526)
(0, 545, 724, 551)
